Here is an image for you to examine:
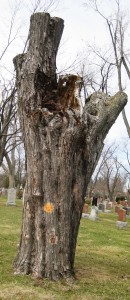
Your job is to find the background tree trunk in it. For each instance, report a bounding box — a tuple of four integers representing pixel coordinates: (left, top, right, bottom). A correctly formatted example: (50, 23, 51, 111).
(13, 12, 127, 280)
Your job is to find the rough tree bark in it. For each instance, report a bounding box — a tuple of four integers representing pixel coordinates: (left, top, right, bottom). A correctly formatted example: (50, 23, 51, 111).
(13, 12, 127, 280)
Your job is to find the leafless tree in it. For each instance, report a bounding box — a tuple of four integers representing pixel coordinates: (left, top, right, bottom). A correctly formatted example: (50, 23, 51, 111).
(15, 143, 25, 188)
(87, 143, 118, 196)
(79, 58, 114, 104)
(89, 142, 129, 199)
(114, 144, 130, 177)
(101, 158, 122, 201)
(0, 84, 17, 166)
(0, 0, 60, 166)
(83, 0, 130, 137)
(1, 119, 24, 188)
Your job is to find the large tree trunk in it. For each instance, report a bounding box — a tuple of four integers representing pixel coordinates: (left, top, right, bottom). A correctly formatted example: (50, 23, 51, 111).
(13, 12, 127, 280)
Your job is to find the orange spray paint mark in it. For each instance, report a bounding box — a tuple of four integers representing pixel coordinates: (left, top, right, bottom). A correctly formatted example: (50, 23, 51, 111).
(43, 202, 54, 213)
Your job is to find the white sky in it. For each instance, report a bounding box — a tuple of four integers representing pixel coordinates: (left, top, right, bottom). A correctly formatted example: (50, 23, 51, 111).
(0, 0, 130, 148)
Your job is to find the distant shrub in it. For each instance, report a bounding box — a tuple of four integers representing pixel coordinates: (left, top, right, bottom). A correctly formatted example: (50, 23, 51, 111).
(17, 189, 23, 199)
(84, 197, 91, 205)
(115, 196, 126, 203)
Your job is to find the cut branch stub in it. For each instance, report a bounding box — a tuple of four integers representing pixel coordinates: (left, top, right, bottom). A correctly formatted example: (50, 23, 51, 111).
(28, 13, 64, 75)
(13, 13, 64, 114)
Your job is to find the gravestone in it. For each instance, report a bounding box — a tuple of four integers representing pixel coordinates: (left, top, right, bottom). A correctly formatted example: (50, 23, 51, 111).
(118, 208, 126, 222)
(116, 208, 127, 229)
(1, 187, 7, 196)
(7, 188, 16, 206)
(103, 200, 107, 210)
(82, 204, 88, 214)
(82, 213, 89, 219)
(98, 203, 105, 212)
(106, 201, 112, 210)
(116, 221, 127, 229)
(89, 206, 98, 221)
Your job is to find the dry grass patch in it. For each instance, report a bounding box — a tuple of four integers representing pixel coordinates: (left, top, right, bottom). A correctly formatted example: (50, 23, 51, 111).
(67, 294, 103, 300)
(90, 245, 124, 255)
(0, 285, 55, 300)
(76, 266, 112, 282)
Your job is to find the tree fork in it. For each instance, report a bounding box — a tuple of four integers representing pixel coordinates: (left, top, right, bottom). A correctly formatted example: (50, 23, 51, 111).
(13, 12, 127, 280)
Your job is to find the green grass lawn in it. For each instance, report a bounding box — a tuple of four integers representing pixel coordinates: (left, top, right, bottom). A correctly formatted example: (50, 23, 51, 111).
(0, 197, 130, 300)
